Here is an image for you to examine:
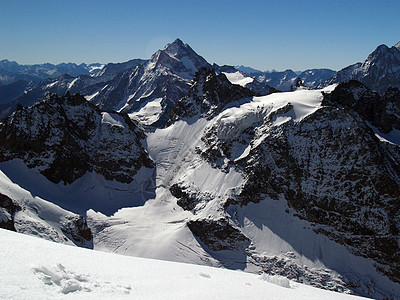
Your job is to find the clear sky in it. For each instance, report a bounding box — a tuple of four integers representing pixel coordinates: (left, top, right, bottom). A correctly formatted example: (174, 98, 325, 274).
(1, 0, 399, 71)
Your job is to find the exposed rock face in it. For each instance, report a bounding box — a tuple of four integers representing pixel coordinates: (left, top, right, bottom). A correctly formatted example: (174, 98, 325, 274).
(326, 43, 400, 94)
(195, 85, 400, 284)
(167, 68, 255, 125)
(0, 193, 21, 231)
(187, 218, 250, 251)
(60, 215, 93, 245)
(0, 92, 154, 184)
(170, 183, 200, 211)
(90, 39, 212, 127)
(249, 253, 351, 294)
(323, 80, 400, 133)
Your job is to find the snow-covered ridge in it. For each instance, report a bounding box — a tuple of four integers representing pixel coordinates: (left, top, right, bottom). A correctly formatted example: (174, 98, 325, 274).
(206, 86, 336, 142)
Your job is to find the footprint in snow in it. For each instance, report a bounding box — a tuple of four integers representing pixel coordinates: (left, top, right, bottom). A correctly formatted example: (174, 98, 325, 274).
(199, 272, 211, 278)
(32, 263, 132, 295)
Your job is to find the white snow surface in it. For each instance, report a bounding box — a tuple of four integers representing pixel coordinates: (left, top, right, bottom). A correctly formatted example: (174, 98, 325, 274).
(0, 229, 367, 299)
(129, 97, 163, 125)
(44, 81, 59, 89)
(101, 112, 126, 128)
(67, 78, 79, 90)
(88, 64, 105, 73)
(223, 71, 254, 87)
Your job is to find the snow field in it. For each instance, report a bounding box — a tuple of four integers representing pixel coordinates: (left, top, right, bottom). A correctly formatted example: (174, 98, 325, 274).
(0, 229, 367, 300)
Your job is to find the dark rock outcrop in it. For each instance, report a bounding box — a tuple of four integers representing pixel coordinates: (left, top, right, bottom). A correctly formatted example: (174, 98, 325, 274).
(60, 215, 93, 245)
(167, 68, 255, 125)
(187, 218, 250, 251)
(0, 92, 154, 184)
(0, 193, 21, 231)
(323, 80, 400, 133)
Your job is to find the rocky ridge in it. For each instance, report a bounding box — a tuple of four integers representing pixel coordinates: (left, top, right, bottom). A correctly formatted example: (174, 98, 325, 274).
(0, 92, 154, 184)
(89, 38, 212, 127)
(325, 43, 400, 94)
(167, 68, 255, 125)
(166, 78, 400, 297)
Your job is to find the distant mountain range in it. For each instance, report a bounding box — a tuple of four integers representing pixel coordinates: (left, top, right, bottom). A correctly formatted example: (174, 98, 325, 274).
(0, 59, 104, 85)
(1, 38, 400, 298)
(0, 39, 332, 123)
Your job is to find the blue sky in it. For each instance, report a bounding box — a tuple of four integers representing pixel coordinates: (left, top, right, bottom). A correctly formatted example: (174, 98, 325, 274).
(1, 0, 399, 71)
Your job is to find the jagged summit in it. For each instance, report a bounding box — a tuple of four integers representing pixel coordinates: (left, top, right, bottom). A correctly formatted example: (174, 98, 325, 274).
(88, 39, 212, 127)
(326, 43, 400, 94)
(167, 67, 255, 125)
(395, 41, 400, 50)
(0, 92, 154, 186)
(152, 38, 212, 79)
(164, 38, 185, 50)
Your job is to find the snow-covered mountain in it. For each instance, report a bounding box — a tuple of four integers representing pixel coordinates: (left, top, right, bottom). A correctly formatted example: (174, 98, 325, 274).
(235, 65, 263, 74)
(2, 39, 213, 127)
(1, 68, 400, 298)
(0, 59, 146, 119)
(167, 67, 256, 124)
(2, 40, 400, 298)
(88, 38, 212, 127)
(299, 68, 336, 88)
(0, 92, 155, 215)
(251, 69, 299, 91)
(325, 42, 400, 94)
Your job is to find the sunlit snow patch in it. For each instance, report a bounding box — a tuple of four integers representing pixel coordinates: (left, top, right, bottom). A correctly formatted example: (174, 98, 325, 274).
(129, 98, 163, 126)
(101, 112, 126, 128)
(223, 71, 254, 87)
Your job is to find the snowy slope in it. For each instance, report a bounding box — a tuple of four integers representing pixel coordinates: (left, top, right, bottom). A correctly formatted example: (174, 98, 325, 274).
(0, 229, 368, 300)
(87, 85, 400, 298)
(0, 169, 92, 247)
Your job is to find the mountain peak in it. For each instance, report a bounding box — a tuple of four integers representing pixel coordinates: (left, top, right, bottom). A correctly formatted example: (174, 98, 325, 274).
(148, 39, 211, 80)
(163, 38, 187, 53)
(173, 38, 184, 46)
(395, 41, 400, 50)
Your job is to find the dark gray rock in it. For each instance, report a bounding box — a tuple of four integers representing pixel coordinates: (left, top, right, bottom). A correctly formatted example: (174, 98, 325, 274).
(167, 68, 255, 125)
(0, 193, 21, 231)
(0, 92, 154, 184)
(187, 218, 250, 251)
(325, 44, 400, 94)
